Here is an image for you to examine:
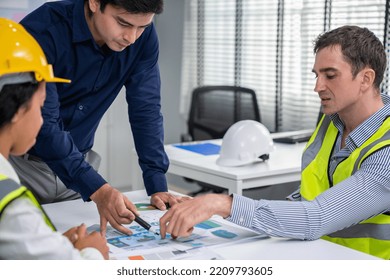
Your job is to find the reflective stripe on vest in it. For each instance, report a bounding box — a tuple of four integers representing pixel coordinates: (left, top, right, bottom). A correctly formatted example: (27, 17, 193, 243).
(301, 115, 338, 199)
(300, 116, 390, 259)
(0, 174, 56, 231)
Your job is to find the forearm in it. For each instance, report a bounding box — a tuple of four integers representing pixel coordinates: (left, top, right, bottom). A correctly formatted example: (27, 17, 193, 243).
(228, 165, 390, 240)
(228, 194, 315, 239)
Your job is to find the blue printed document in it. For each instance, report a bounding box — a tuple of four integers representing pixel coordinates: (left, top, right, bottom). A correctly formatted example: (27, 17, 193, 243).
(87, 201, 265, 260)
(173, 143, 220, 155)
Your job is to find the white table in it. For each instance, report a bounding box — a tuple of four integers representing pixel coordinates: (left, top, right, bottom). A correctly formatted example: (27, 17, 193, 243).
(42, 190, 378, 260)
(165, 130, 312, 195)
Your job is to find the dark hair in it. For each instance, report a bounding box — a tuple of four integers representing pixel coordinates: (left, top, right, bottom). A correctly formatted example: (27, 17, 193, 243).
(0, 82, 38, 129)
(85, 0, 163, 14)
(313, 25, 386, 89)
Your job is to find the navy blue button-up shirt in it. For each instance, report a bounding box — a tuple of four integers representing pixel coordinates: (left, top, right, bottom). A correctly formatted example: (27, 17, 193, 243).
(20, 0, 169, 200)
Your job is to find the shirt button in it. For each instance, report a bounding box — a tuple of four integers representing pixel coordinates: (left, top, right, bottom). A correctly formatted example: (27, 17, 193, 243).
(239, 217, 244, 223)
(78, 105, 84, 110)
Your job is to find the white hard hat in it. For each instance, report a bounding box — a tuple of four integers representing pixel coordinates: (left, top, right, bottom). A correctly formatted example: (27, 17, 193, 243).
(216, 120, 274, 167)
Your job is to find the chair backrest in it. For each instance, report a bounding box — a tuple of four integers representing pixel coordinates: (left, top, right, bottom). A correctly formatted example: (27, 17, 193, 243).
(188, 85, 261, 140)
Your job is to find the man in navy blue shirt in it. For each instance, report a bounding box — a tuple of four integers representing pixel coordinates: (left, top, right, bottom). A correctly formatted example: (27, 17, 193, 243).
(9, 0, 184, 235)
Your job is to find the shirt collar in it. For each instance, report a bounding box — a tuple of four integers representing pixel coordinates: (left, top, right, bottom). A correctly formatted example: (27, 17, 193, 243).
(72, 0, 94, 43)
(329, 93, 390, 150)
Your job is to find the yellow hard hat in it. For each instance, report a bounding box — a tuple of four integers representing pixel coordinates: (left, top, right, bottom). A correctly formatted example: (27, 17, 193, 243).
(0, 17, 70, 84)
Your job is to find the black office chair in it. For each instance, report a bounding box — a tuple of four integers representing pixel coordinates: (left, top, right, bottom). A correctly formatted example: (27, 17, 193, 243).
(181, 85, 261, 196)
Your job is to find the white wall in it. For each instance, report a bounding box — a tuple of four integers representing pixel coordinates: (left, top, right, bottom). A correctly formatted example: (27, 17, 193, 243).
(156, 0, 187, 144)
(94, 90, 135, 191)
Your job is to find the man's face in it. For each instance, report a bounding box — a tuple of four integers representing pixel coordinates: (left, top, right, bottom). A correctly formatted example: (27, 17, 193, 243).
(86, 1, 154, 51)
(312, 45, 364, 116)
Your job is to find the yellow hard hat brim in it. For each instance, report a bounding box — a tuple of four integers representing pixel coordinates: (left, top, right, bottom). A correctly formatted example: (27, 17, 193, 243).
(45, 76, 71, 83)
(34, 64, 71, 84)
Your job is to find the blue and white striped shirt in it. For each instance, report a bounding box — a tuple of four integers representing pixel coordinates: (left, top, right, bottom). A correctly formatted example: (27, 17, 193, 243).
(227, 93, 390, 240)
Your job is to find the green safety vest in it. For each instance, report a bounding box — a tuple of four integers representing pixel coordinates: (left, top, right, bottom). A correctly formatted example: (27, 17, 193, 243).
(300, 115, 390, 259)
(0, 174, 56, 231)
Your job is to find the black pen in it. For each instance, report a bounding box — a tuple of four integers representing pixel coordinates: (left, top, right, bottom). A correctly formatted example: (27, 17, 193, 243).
(134, 215, 159, 235)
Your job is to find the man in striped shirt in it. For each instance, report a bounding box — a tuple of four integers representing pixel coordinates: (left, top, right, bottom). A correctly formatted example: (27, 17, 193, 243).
(159, 25, 390, 259)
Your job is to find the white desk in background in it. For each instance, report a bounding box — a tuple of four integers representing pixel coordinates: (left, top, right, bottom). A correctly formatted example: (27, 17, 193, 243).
(165, 130, 312, 196)
(42, 190, 378, 260)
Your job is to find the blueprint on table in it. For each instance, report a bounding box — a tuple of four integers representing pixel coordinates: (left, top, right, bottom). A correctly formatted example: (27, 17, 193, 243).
(87, 201, 265, 260)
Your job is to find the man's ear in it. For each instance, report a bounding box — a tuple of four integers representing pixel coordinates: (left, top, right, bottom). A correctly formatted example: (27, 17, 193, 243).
(88, 0, 100, 13)
(361, 68, 375, 91)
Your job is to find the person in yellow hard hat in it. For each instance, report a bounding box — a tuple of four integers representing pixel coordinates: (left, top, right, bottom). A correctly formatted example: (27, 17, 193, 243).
(0, 17, 109, 259)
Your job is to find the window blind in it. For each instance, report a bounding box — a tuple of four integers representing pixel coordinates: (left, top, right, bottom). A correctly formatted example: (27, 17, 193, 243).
(180, 0, 389, 132)
(278, 0, 325, 131)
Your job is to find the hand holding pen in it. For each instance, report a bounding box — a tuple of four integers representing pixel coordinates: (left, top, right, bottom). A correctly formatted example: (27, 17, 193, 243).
(134, 215, 159, 236)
